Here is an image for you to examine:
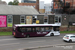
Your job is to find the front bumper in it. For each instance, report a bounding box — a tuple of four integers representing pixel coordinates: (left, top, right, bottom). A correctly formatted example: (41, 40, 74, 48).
(63, 38, 69, 42)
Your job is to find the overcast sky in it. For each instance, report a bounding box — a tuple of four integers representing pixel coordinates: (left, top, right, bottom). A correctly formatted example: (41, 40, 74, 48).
(2, 0, 52, 4)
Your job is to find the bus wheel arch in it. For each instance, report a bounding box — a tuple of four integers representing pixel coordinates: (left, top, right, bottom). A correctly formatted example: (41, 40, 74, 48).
(26, 34, 30, 38)
(50, 33, 54, 36)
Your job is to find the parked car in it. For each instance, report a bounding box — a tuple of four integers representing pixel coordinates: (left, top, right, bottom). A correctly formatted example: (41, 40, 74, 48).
(63, 34, 75, 42)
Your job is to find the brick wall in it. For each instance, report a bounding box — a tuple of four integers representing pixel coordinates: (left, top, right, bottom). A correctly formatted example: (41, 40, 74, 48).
(18, 0, 39, 11)
(53, 0, 75, 9)
(53, 2, 58, 9)
(0, 28, 12, 32)
(60, 26, 75, 31)
(60, 26, 68, 31)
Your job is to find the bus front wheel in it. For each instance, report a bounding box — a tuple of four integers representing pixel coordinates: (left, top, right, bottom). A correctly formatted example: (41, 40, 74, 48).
(50, 33, 54, 36)
(26, 34, 30, 38)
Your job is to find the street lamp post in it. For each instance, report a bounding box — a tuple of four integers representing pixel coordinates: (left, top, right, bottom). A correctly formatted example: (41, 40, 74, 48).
(64, 0, 65, 13)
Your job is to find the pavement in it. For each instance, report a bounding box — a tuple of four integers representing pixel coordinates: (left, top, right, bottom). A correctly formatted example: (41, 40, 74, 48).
(22, 43, 75, 50)
(32, 45, 75, 50)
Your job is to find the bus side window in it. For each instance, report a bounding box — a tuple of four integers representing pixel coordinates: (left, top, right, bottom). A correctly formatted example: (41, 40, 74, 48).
(32, 28, 36, 32)
(41, 27, 45, 32)
(50, 27, 54, 31)
(17, 27, 22, 32)
(20, 28, 26, 32)
(27, 28, 31, 32)
(45, 27, 50, 32)
(36, 27, 40, 32)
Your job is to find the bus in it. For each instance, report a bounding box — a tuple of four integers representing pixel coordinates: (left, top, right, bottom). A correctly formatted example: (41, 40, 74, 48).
(12, 24, 61, 38)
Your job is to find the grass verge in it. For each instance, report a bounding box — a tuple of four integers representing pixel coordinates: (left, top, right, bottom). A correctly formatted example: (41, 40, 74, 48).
(0, 32, 12, 36)
(60, 31, 75, 33)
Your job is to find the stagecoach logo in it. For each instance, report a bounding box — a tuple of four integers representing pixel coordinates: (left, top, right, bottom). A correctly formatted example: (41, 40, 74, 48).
(72, 23, 75, 25)
(37, 32, 41, 34)
(37, 32, 47, 34)
(43, 32, 47, 34)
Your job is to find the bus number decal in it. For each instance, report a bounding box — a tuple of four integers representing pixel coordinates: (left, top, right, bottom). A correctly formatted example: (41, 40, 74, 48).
(37, 32, 47, 34)
(42, 32, 47, 34)
(37, 32, 41, 34)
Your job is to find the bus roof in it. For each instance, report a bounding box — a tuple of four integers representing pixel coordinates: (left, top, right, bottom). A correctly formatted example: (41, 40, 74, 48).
(14, 24, 61, 27)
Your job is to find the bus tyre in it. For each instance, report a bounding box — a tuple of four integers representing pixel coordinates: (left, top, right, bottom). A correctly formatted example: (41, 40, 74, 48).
(50, 33, 54, 36)
(69, 39, 72, 43)
(26, 35, 30, 38)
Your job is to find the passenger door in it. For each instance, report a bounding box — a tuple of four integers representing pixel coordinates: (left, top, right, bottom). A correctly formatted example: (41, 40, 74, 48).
(53, 26, 60, 35)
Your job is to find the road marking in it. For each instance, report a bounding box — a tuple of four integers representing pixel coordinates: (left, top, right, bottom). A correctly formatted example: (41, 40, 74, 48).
(0, 38, 18, 41)
(29, 40, 46, 43)
(0, 43, 20, 46)
(19, 43, 75, 50)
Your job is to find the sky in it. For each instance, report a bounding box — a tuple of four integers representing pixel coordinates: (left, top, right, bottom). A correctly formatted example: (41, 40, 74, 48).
(2, 0, 52, 4)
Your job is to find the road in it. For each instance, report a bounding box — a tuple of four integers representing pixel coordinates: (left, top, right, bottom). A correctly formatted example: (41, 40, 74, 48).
(0, 34, 75, 50)
(33, 45, 75, 50)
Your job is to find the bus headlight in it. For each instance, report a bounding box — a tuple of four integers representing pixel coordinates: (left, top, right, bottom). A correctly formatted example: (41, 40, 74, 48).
(14, 32, 15, 36)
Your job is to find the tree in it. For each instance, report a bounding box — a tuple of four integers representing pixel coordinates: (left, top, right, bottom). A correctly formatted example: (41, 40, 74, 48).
(12, 0, 19, 5)
(8, 0, 19, 5)
(8, 1, 13, 5)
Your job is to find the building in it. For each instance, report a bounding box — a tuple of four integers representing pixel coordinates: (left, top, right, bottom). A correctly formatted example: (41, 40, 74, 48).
(18, 0, 39, 11)
(0, 0, 7, 5)
(52, 0, 75, 31)
(0, 5, 39, 31)
(39, 1, 45, 13)
(0, 5, 59, 31)
(44, 3, 52, 14)
(53, 0, 75, 14)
